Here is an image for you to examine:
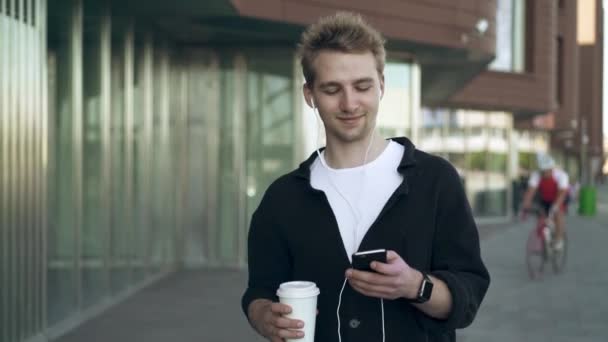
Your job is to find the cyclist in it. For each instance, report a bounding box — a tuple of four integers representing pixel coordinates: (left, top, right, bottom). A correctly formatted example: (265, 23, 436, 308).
(521, 153, 569, 250)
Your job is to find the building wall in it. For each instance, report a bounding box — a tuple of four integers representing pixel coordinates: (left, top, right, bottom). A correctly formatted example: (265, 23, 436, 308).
(556, 0, 604, 184)
(449, 0, 604, 186)
(588, 0, 604, 172)
(579, 42, 604, 182)
(555, 0, 580, 132)
(448, 0, 557, 114)
(231, 0, 496, 54)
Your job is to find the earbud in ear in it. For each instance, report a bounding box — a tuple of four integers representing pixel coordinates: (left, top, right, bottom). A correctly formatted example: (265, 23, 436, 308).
(311, 98, 316, 109)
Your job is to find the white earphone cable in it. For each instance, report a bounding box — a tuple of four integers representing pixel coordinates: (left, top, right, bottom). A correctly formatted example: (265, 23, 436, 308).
(336, 278, 348, 342)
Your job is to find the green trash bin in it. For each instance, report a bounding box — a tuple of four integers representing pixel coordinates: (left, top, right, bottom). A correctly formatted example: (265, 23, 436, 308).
(578, 186, 597, 216)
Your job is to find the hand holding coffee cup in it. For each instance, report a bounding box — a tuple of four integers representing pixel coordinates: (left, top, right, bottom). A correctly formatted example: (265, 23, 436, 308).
(248, 299, 306, 342)
(276, 281, 320, 342)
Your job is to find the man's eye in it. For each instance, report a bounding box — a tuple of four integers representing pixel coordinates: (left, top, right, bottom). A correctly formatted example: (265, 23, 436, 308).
(324, 88, 339, 95)
(356, 86, 372, 92)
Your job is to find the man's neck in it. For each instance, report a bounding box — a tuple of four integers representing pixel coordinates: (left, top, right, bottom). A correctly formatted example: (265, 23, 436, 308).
(323, 133, 389, 169)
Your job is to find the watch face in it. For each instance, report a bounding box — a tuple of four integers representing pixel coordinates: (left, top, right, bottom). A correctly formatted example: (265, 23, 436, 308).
(416, 274, 433, 303)
(421, 279, 433, 300)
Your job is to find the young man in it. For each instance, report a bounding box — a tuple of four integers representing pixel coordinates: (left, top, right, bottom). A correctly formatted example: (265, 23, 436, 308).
(242, 12, 489, 342)
(521, 154, 569, 250)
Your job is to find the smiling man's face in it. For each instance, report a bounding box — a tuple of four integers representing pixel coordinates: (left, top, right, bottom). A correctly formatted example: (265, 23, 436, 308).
(304, 50, 384, 146)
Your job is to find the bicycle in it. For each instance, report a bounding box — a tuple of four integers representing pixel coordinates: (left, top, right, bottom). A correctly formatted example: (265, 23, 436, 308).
(523, 206, 567, 279)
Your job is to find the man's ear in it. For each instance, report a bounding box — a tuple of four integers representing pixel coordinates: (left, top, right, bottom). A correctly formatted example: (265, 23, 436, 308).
(303, 83, 315, 108)
(379, 74, 385, 99)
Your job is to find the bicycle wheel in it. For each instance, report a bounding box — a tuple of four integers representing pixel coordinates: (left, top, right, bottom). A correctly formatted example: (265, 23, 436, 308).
(526, 228, 546, 279)
(551, 233, 567, 273)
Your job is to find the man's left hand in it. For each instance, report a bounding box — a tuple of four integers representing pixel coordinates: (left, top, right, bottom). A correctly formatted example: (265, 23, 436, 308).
(346, 250, 422, 300)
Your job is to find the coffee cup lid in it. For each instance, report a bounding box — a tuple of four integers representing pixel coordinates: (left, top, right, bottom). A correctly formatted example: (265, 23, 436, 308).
(276, 281, 320, 298)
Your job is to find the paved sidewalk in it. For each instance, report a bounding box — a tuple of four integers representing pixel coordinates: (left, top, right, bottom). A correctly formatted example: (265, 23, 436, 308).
(56, 184, 608, 342)
(458, 183, 608, 342)
(55, 270, 264, 342)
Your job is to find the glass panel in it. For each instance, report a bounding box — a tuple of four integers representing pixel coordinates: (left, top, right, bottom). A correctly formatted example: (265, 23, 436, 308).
(486, 150, 508, 216)
(166, 58, 179, 267)
(217, 54, 239, 264)
(149, 45, 170, 271)
(419, 107, 449, 156)
(110, 33, 129, 293)
(490, 0, 514, 71)
(47, 9, 78, 325)
(467, 113, 510, 217)
(0, 5, 7, 342)
(131, 36, 147, 281)
(378, 61, 413, 138)
(183, 52, 216, 267)
(446, 111, 467, 173)
(81, 12, 106, 309)
(490, 0, 526, 72)
(465, 114, 488, 216)
(244, 50, 295, 252)
(511, 0, 526, 72)
(419, 109, 511, 218)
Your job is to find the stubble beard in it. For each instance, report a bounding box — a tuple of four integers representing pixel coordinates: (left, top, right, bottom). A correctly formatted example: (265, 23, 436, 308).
(329, 119, 373, 145)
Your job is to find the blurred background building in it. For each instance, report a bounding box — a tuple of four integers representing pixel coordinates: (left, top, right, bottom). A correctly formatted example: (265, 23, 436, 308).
(0, 0, 604, 341)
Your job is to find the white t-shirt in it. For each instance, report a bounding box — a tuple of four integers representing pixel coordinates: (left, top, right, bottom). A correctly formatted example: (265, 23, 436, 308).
(310, 140, 404, 260)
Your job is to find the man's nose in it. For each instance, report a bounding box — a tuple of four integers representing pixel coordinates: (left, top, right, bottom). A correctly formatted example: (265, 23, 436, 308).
(339, 89, 360, 113)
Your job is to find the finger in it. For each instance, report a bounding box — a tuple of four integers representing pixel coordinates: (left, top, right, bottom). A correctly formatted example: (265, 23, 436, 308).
(348, 268, 395, 286)
(349, 277, 395, 296)
(371, 260, 401, 276)
(349, 280, 393, 299)
(277, 328, 305, 339)
(270, 302, 292, 315)
(274, 316, 304, 330)
(347, 268, 378, 282)
(386, 250, 401, 262)
(373, 251, 408, 275)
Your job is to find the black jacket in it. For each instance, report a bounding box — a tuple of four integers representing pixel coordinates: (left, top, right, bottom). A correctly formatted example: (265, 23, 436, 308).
(242, 137, 490, 341)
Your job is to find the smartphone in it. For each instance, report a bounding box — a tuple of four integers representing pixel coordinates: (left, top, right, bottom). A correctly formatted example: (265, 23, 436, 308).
(352, 249, 387, 272)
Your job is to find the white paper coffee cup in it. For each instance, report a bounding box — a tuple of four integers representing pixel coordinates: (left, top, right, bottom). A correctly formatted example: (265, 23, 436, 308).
(276, 281, 320, 342)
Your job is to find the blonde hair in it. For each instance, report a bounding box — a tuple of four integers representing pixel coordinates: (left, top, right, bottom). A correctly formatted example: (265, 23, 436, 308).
(297, 12, 386, 86)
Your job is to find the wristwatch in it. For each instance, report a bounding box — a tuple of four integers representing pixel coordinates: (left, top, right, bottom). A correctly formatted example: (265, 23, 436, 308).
(412, 272, 433, 303)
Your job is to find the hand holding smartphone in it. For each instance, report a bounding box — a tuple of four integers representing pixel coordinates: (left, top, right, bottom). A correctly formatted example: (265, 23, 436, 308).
(352, 249, 387, 272)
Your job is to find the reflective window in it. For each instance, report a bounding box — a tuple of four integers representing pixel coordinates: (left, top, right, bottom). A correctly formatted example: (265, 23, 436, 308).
(216, 53, 242, 264)
(45, 0, 182, 329)
(490, 0, 526, 72)
(81, 13, 105, 309)
(47, 4, 79, 324)
(181, 51, 219, 267)
(244, 49, 296, 265)
(420, 108, 512, 217)
(377, 61, 416, 138)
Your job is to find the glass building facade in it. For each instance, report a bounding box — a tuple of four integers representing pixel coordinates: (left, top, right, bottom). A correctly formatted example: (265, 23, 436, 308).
(1, 1, 321, 340)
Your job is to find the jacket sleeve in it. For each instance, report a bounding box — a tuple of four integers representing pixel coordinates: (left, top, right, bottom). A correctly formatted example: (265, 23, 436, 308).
(241, 191, 292, 321)
(415, 160, 490, 333)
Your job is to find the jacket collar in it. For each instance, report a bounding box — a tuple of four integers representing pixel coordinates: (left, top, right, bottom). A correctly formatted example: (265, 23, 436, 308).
(294, 136, 418, 181)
